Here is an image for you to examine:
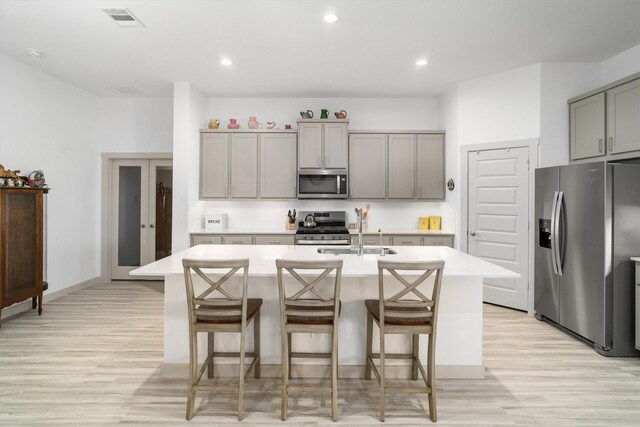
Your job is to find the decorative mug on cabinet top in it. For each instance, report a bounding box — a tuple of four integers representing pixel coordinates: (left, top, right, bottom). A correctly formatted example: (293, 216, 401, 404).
(208, 119, 220, 129)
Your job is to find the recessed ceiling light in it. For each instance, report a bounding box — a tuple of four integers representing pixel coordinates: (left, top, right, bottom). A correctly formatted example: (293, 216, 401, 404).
(27, 48, 44, 58)
(416, 59, 428, 66)
(220, 58, 233, 66)
(323, 13, 339, 23)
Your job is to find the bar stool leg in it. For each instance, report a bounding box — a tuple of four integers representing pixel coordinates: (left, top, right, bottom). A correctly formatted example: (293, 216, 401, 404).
(281, 326, 289, 421)
(253, 314, 261, 378)
(331, 326, 338, 422)
(411, 334, 419, 381)
(365, 311, 373, 380)
(238, 328, 246, 421)
(427, 333, 437, 422)
(287, 333, 293, 379)
(379, 329, 386, 422)
(186, 332, 197, 420)
(207, 332, 214, 379)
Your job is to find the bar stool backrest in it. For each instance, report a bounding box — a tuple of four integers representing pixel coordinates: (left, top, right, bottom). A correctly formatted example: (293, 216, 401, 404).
(182, 258, 250, 329)
(377, 260, 445, 330)
(276, 259, 343, 326)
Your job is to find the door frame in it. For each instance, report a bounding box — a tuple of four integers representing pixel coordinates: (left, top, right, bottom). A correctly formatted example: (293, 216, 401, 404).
(101, 153, 172, 283)
(460, 139, 539, 314)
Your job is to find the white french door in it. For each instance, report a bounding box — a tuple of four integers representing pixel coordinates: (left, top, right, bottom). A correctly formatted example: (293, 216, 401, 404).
(110, 159, 172, 280)
(468, 147, 529, 310)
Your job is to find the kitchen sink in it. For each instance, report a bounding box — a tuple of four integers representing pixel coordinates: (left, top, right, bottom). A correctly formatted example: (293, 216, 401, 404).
(317, 247, 397, 255)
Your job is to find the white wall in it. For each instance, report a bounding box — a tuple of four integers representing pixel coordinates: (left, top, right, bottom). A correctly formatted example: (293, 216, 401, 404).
(173, 82, 207, 252)
(0, 52, 99, 293)
(189, 97, 454, 236)
(207, 98, 440, 130)
(97, 98, 173, 152)
(600, 42, 640, 85)
(539, 63, 601, 167)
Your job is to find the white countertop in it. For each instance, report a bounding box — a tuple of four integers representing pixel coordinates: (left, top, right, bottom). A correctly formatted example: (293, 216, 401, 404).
(131, 244, 517, 279)
(632, 257, 640, 262)
(190, 228, 453, 236)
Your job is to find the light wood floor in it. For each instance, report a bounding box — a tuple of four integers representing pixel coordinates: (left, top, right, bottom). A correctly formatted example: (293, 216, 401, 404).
(0, 281, 639, 426)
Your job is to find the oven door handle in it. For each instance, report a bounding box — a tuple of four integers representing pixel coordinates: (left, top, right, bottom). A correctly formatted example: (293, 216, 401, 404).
(295, 239, 350, 245)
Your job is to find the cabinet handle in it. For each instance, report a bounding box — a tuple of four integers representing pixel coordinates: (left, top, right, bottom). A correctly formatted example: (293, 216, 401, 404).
(325, 156, 329, 166)
(609, 137, 614, 152)
(419, 187, 423, 197)
(401, 240, 413, 245)
(599, 138, 603, 153)
(231, 186, 234, 196)
(141, 224, 146, 229)
(269, 240, 280, 244)
(317, 156, 321, 166)
(149, 224, 155, 229)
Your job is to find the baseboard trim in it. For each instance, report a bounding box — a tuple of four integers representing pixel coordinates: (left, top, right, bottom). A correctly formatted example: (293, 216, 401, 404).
(160, 363, 485, 379)
(1, 276, 101, 322)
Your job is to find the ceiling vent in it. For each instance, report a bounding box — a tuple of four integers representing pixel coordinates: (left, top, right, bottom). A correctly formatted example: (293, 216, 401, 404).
(101, 8, 144, 27)
(112, 86, 144, 95)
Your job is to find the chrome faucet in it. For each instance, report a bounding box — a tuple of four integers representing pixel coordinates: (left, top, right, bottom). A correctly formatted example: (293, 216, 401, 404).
(355, 208, 364, 256)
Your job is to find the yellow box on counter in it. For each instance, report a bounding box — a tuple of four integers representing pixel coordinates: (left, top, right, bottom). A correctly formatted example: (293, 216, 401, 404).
(429, 216, 441, 230)
(418, 217, 430, 230)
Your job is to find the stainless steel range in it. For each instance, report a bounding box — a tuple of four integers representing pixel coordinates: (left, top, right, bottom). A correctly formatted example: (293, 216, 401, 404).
(294, 211, 350, 245)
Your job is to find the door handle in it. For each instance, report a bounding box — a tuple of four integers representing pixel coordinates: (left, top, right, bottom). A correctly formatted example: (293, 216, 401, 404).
(141, 224, 146, 229)
(149, 224, 155, 229)
(469, 231, 476, 236)
(550, 191, 559, 275)
(555, 191, 564, 276)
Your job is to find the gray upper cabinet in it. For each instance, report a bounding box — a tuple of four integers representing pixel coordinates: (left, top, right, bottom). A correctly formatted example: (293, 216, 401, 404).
(298, 122, 323, 168)
(260, 133, 297, 198)
(388, 134, 416, 199)
(349, 134, 387, 199)
(201, 133, 229, 198)
(570, 92, 605, 160)
(298, 120, 348, 169)
(416, 134, 445, 200)
(607, 78, 640, 155)
(230, 134, 258, 198)
(569, 74, 640, 163)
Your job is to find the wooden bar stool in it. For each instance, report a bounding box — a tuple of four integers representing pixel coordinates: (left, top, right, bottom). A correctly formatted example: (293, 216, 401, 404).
(276, 259, 343, 422)
(182, 258, 261, 421)
(365, 260, 445, 422)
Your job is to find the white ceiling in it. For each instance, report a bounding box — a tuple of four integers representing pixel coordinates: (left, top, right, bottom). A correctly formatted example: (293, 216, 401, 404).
(1, 0, 640, 98)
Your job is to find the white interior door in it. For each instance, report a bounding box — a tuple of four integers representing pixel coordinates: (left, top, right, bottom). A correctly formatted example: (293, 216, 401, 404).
(110, 159, 173, 280)
(468, 147, 529, 310)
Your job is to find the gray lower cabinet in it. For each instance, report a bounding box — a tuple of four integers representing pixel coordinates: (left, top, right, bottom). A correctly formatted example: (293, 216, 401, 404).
(201, 133, 229, 198)
(423, 235, 454, 247)
(230, 134, 258, 198)
(391, 235, 421, 246)
(222, 235, 253, 245)
(192, 235, 223, 245)
(349, 134, 387, 199)
(569, 74, 640, 162)
(388, 134, 416, 199)
(416, 134, 445, 200)
(259, 133, 297, 198)
(351, 235, 392, 246)
(254, 235, 295, 245)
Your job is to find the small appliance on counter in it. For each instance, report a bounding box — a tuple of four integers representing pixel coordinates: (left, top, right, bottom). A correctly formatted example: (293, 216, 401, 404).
(294, 211, 350, 245)
(204, 211, 227, 230)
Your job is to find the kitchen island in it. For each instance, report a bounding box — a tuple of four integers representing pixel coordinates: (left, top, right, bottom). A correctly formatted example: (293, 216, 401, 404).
(131, 245, 518, 379)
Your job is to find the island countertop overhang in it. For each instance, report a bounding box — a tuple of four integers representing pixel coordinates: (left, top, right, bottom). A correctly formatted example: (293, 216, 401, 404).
(131, 244, 519, 279)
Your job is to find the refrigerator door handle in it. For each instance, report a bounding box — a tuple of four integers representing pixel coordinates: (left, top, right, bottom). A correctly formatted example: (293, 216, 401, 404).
(550, 191, 559, 275)
(554, 191, 564, 276)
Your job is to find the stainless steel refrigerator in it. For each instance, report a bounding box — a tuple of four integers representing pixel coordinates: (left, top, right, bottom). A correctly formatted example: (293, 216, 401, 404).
(535, 161, 640, 356)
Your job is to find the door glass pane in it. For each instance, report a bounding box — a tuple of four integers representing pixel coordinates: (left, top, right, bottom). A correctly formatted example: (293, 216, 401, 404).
(155, 167, 173, 260)
(118, 166, 141, 267)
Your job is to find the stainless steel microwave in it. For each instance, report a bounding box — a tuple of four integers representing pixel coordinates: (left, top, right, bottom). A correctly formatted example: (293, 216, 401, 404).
(297, 170, 348, 199)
